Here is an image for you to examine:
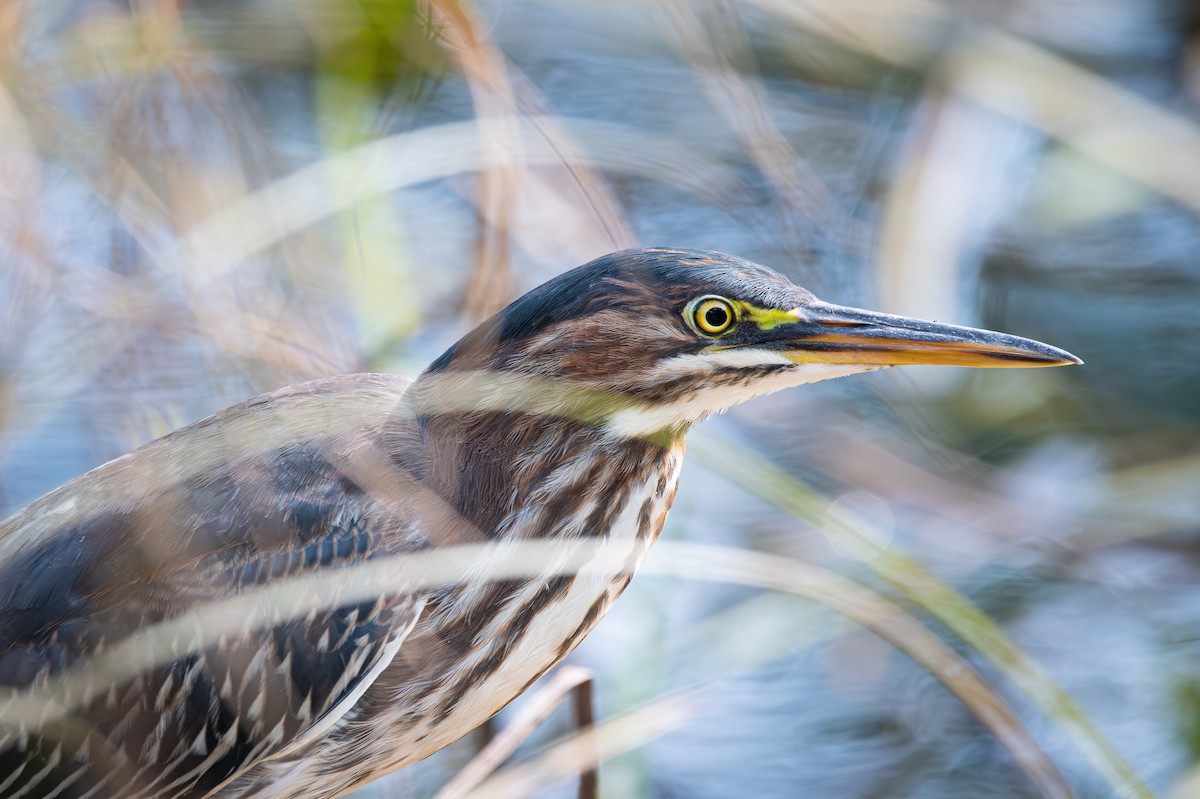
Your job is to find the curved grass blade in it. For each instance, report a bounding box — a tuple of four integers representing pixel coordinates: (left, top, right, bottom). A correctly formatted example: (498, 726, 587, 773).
(689, 432, 1154, 799)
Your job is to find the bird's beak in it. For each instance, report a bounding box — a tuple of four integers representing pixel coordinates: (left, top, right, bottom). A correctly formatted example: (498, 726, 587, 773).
(767, 302, 1082, 368)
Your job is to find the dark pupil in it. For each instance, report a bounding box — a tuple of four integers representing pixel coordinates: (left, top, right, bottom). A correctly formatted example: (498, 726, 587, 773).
(704, 305, 728, 329)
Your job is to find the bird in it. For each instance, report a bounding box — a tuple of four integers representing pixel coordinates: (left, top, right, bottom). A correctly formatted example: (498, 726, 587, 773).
(0, 247, 1079, 799)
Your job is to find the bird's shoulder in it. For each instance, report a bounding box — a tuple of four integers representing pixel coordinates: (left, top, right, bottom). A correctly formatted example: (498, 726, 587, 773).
(1, 372, 416, 556)
(0, 371, 425, 656)
(0, 372, 430, 797)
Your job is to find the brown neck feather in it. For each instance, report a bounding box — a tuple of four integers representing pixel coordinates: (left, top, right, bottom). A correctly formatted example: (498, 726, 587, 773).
(406, 408, 673, 541)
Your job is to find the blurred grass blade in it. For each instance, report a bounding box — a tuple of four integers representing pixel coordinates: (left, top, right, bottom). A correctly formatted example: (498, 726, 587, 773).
(749, 0, 1200, 215)
(646, 542, 1075, 799)
(947, 29, 1200, 216)
(689, 432, 1154, 799)
(181, 115, 739, 282)
(655, 0, 861, 256)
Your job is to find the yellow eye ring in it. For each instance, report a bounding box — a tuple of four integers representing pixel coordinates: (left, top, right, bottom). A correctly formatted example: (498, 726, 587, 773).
(690, 296, 738, 336)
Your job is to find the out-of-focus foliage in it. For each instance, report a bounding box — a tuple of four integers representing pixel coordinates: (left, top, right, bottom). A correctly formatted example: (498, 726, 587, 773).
(2, 1, 1200, 798)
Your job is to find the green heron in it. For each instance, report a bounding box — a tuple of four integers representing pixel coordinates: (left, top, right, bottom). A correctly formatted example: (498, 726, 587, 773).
(0, 248, 1078, 798)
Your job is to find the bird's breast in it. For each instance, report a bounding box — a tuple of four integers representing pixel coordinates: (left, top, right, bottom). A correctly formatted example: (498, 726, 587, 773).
(329, 440, 685, 784)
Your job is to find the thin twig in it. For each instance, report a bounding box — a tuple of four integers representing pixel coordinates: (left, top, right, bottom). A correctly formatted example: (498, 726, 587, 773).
(434, 666, 596, 799)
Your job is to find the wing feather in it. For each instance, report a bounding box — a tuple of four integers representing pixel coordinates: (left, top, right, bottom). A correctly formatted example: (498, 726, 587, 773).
(0, 375, 426, 799)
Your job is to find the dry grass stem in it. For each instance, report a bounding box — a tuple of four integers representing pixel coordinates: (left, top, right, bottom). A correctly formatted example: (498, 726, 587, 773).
(455, 691, 697, 799)
(426, 0, 521, 321)
(433, 666, 596, 799)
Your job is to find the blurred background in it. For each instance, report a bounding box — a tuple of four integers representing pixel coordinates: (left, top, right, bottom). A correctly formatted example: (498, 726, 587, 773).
(1, 0, 1199, 797)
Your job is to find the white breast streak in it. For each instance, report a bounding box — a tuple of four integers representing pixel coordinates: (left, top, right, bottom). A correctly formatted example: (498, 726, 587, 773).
(403, 451, 683, 758)
(605, 349, 883, 440)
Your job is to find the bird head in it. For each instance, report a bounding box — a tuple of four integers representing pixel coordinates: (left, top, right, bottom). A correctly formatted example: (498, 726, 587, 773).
(416, 248, 1079, 441)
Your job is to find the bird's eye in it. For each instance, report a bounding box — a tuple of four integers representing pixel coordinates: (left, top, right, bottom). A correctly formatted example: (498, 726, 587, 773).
(690, 296, 737, 336)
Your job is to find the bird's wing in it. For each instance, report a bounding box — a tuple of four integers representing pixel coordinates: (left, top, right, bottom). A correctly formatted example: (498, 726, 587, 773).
(0, 374, 431, 799)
